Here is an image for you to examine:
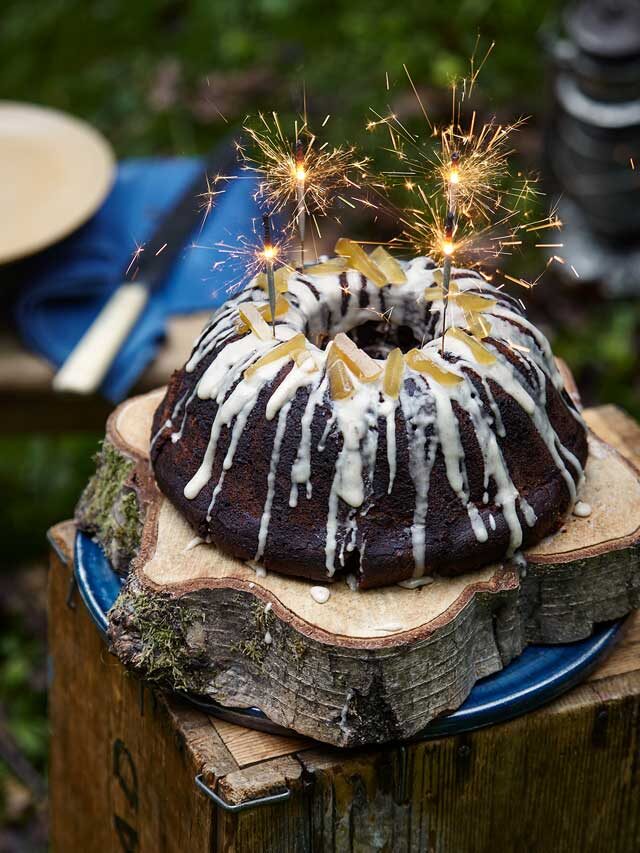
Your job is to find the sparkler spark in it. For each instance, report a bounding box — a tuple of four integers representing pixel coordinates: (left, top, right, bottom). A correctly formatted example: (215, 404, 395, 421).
(372, 37, 542, 264)
(207, 218, 294, 297)
(198, 171, 231, 234)
(368, 40, 559, 355)
(237, 112, 371, 246)
(125, 242, 145, 278)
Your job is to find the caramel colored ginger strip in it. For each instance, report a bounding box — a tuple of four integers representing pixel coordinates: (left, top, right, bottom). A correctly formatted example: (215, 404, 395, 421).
(328, 358, 355, 400)
(334, 238, 387, 287)
(425, 275, 496, 312)
(293, 348, 318, 370)
(330, 332, 382, 382)
(256, 266, 290, 294)
(369, 246, 407, 285)
(244, 333, 307, 379)
(237, 296, 289, 333)
(454, 292, 497, 312)
(423, 286, 445, 302)
(446, 327, 496, 364)
(405, 348, 463, 386)
(304, 257, 349, 275)
(382, 348, 405, 398)
(465, 310, 492, 339)
(237, 303, 272, 340)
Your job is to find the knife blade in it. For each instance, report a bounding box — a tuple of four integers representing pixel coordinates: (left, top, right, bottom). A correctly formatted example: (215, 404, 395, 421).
(53, 140, 238, 395)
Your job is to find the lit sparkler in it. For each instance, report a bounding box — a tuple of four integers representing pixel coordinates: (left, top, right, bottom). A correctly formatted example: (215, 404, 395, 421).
(295, 139, 307, 263)
(205, 217, 294, 299)
(237, 112, 371, 263)
(371, 41, 548, 351)
(262, 214, 277, 334)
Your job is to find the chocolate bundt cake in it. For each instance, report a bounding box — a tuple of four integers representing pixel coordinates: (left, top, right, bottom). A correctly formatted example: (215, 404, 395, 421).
(150, 249, 588, 589)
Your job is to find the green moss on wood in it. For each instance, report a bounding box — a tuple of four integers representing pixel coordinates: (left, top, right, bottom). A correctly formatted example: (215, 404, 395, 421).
(233, 638, 268, 665)
(231, 600, 275, 666)
(76, 440, 141, 572)
(288, 635, 307, 661)
(111, 589, 205, 692)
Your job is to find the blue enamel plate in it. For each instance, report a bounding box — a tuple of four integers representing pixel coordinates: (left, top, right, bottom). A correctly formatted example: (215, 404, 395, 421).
(74, 530, 624, 739)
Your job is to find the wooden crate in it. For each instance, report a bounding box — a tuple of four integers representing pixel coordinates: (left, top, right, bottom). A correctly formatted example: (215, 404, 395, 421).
(49, 406, 640, 852)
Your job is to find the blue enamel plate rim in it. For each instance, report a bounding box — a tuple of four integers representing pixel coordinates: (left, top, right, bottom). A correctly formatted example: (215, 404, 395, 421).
(74, 530, 624, 740)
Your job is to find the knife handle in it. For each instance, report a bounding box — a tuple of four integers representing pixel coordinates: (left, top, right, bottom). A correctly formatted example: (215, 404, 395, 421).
(53, 282, 149, 395)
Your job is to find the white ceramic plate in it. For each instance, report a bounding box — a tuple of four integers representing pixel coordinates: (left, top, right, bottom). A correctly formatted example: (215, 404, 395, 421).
(0, 101, 115, 264)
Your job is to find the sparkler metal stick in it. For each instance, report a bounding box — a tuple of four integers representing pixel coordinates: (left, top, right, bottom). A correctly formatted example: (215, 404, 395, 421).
(295, 139, 306, 266)
(440, 151, 460, 354)
(262, 214, 277, 335)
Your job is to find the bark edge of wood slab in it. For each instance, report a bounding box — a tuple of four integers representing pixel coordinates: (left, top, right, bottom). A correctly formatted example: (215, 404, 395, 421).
(76, 389, 640, 747)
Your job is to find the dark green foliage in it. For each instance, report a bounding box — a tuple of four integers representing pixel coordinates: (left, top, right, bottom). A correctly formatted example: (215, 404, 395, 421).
(0, 433, 99, 567)
(0, 0, 561, 157)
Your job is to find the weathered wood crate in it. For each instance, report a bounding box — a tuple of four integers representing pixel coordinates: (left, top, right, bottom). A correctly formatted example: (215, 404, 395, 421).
(49, 405, 640, 852)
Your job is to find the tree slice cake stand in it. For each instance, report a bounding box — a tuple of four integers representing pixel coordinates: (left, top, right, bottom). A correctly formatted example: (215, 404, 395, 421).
(72, 530, 623, 741)
(77, 388, 640, 748)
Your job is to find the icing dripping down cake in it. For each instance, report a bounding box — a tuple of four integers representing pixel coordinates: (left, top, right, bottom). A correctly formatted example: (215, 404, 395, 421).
(150, 255, 588, 589)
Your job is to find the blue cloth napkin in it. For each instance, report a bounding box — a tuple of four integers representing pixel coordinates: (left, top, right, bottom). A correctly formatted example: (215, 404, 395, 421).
(13, 157, 260, 402)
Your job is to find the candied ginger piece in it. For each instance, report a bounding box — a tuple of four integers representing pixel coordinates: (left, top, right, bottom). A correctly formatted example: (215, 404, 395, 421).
(334, 238, 387, 288)
(405, 348, 463, 385)
(256, 266, 290, 294)
(369, 246, 407, 285)
(244, 333, 306, 379)
(304, 257, 349, 276)
(454, 292, 497, 312)
(238, 303, 272, 341)
(382, 348, 405, 398)
(464, 310, 492, 340)
(331, 332, 382, 382)
(423, 286, 445, 302)
(262, 294, 290, 323)
(237, 296, 290, 333)
(446, 327, 496, 364)
(328, 358, 355, 400)
(293, 348, 318, 372)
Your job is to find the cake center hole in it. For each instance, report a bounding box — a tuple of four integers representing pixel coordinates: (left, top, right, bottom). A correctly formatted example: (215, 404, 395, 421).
(345, 321, 421, 358)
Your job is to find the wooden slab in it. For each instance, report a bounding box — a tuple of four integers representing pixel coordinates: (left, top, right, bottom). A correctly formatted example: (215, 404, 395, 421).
(79, 390, 640, 747)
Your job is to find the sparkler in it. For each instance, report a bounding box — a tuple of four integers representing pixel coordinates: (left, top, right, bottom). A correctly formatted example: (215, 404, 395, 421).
(262, 214, 277, 335)
(295, 139, 307, 264)
(204, 216, 293, 302)
(371, 42, 548, 352)
(238, 112, 371, 263)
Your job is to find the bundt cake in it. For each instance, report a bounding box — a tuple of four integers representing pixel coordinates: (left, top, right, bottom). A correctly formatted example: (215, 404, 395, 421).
(150, 246, 588, 589)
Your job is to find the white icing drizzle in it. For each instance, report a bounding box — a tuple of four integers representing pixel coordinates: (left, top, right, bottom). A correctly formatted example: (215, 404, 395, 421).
(310, 586, 331, 603)
(399, 382, 437, 574)
(246, 560, 267, 578)
(169, 256, 585, 582)
(255, 401, 292, 562)
(397, 575, 434, 589)
(380, 397, 398, 492)
(573, 500, 592, 518)
(345, 573, 358, 591)
(290, 377, 328, 506)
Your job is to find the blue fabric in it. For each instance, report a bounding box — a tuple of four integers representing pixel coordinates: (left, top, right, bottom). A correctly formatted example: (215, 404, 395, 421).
(13, 157, 260, 402)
